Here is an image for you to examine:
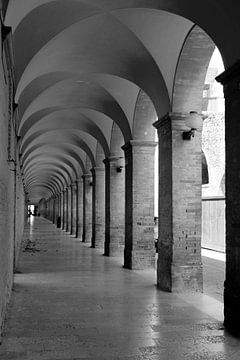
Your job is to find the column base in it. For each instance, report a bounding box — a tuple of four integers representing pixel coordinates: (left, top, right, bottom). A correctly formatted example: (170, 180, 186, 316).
(124, 249, 155, 270)
(224, 281, 240, 336)
(94, 241, 104, 249)
(104, 243, 124, 257)
(157, 262, 203, 293)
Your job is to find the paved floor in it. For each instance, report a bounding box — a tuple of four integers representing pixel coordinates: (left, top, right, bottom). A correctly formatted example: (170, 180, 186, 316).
(0, 217, 239, 359)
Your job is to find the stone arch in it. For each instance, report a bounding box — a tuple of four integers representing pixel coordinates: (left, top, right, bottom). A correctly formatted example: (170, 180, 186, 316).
(109, 122, 125, 157)
(172, 25, 216, 113)
(202, 150, 209, 185)
(132, 90, 157, 141)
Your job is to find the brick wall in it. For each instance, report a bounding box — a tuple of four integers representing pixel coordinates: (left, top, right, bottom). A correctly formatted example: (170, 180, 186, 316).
(0, 35, 25, 336)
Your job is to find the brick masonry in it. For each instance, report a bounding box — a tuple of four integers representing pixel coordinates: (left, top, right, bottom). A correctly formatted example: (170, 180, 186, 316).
(91, 167, 105, 249)
(67, 186, 71, 233)
(70, 183, 77, 236)
(123, 140, 156, 270)
(104, 156, 125, 256)
(154, 113, 203, 292)
(64, 188, 68, 231)
(76, 179, 83, 240)
(216, 61, 240, 334)
(0, 32, 25, 337)
(82, 174, 92, 243)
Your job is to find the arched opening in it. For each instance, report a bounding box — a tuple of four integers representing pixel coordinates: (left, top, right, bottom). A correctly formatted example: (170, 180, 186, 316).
(201, 47, 225, 301)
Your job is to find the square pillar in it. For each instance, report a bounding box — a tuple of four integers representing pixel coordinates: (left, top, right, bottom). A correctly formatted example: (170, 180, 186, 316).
(61, 190, 65, 230)
(104, 156, 125, 256)
(82, 174, 92, 243)
(67, 186, 71, 233)
(217, 61, 240, 334)
(154, 113, 203, 293)
(91, 167, 105, 249)
(64, 188, 68, 231)
(76, 179, 83, 240)
(70, 183, 77, 236)
(123, 140, 157, 270)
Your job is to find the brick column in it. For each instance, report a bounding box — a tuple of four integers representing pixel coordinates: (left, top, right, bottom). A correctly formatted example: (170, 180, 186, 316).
(70, 183, 77, 236)
(216, 61, 240, 334)
(67, 186, 71, 233)
(82, 174, 92, 243)
(76, 178, 83, 240)
(104, 156, 125, 256)
(153, 113, 203, 293)
(61, 190, 65, 230)
(64, 188, 68, 231)
(122, 140, 157, 269)
(91, 167, 105, 248)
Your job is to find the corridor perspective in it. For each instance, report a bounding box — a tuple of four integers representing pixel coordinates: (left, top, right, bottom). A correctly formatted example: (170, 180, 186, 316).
(1, 1, 240, 359)
(0, 217, 233, 360)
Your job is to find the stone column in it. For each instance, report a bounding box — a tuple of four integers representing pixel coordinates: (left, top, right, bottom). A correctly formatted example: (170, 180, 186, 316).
(153, 113, 203, 293)
(70, 182, 77, 236)
(61, 190, 65, 230)
(122, 140, 157, 270)
(64, 188, 68, 231)
(91, 167, 105, 249)
(76, 178, 83, 239)
(216, 62, 240, 334)
(104, 156, 125, 256)
(67, 186, 71, 233)
(82, 174, 92, 243)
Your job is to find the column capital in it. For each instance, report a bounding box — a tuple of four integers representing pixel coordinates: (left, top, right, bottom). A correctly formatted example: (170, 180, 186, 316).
(103, 156, 124, 164)
(82, 173, 92, 179)
(153, 112, 190, 132)
(90, 167, 105, 174)
(216, 60, 240, 98)
(122, 140, 157, 152)
(70, 182, 77, 189)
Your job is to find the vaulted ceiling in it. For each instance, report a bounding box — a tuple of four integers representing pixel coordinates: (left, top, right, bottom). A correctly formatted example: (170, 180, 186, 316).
(4, 0, 240, 203)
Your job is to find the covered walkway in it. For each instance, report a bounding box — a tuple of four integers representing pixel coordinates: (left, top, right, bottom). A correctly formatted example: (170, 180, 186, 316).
(0, 217, 238, 360)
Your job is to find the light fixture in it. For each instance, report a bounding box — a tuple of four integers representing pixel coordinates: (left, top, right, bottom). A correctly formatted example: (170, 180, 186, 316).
(182, 111, 203, 140)
(116, 166, 123, 173)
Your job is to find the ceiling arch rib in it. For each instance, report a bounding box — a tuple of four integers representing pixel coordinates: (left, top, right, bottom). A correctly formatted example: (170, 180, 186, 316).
(26, 179, 58, 196)
(18, 79, 132, 144)
(24, 152, 79, 182)
(6, 0, 239, 66)
(26, 170, 67, 192)
(17, 74, 139, 142)
(25, 184, 55, 200)
(23, 142, 87, 174)
(15, 12, 170, 118)
(25, 163, 70, 190)
(21, 130, 95, 169)
(19, 109, 110, 157)
(23, 144, 85, 178)
(23, 155, 77, 185)
(29, 177, 61, 195)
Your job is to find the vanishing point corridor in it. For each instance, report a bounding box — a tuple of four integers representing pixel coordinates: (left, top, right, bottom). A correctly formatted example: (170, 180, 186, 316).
(0, 217, 238, 360)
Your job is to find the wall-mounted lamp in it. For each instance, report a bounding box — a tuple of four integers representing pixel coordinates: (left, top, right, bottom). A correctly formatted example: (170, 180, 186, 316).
(182, 111, 203, 140)
(116, 166, 123, 173)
